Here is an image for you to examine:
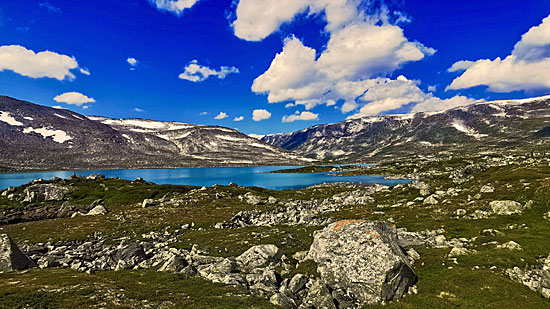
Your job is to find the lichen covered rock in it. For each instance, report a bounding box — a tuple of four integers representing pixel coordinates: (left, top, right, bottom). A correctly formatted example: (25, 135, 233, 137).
(306, 220, 417, 306)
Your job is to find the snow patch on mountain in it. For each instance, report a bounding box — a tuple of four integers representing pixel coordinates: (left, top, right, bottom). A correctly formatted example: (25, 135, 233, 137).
(216, 135, 247, 142)
(0, 111, 23, 126)
(451, 121, 488, 139)
(23, 127, 73, 143)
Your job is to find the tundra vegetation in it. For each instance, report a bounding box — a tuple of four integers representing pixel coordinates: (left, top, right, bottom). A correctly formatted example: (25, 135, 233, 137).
(1, 152, 550, 308)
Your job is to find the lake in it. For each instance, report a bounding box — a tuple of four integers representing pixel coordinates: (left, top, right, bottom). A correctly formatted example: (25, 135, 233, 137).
(0, 166, 411, 190)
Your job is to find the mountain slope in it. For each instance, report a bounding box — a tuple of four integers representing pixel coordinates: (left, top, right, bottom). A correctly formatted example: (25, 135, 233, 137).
(0, 96, 308, 171)
(262, 95, 550, 161)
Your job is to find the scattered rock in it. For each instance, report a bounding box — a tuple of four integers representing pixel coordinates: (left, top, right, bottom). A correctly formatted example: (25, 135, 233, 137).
(480, 184, 495, 193)
(490, 200, 525, 215)
(496, 241, 522, 251)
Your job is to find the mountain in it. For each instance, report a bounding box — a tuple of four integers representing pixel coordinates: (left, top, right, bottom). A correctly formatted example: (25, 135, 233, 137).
(0, 96, 309, 171)
(262, 95, 550, 161)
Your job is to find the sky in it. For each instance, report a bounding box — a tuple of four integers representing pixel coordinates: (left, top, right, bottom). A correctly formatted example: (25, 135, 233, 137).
(1, 0, 550, 135)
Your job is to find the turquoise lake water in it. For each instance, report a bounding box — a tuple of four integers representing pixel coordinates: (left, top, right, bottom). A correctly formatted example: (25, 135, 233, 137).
(0, 166, 411, 190)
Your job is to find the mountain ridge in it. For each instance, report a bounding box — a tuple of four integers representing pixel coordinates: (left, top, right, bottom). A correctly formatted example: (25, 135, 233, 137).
(261, 95, 550, 161)
(0, 96, 310, 171)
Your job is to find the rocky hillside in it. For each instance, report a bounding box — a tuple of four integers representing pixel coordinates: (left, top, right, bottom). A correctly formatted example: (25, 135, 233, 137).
(262, 95, 550, 160)
(0, 96, 308, 171)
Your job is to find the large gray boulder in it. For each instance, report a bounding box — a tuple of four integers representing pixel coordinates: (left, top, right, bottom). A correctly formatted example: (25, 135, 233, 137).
(306, 220, 417, 307)
(0, 234, 35, 273)
(22, 184, 68, 203)
(490, 200, 526, 215)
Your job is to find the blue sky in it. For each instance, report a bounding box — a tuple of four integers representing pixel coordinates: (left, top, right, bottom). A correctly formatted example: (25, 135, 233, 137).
(1, 0, 550, 135)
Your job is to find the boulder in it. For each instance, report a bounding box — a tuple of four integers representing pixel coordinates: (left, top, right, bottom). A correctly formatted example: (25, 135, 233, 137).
(423, 195, 438, 205)
(86, 205, 107, 216)
(0, 234, 35, 273)
(22, 184, 68, 203)
(142, 199, 156, 208)
(236, 244, 283, 271)
(490, 200, 525, 215)
(306, 220, 417, 306)
(113, 244, 147, 270)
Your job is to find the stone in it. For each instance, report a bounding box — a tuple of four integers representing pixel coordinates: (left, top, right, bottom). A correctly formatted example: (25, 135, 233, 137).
(455, 209, 467, 216)
(287, 273, 308, 294)
(423, 195, 438, 205)
(496, 241, 522, 251)
(236, 244, 283, 271)
(480, 184, 494, 193)
(267, 196, 279, 204)
(142, 199, 155, 208)
(306, 220, 417, 306)
(246, 267, 279, 294)
(158, 255, 188, 272)
(270, 293, 297, 308)
(448, 247, 475, 258)
(86, 205, 107, 216)
(301, 278, 336, 309)
(0, 234, 35, 273)
(86, 174, 105, 180)
(113, 244, 147, 270)
(22, 184, 68, 203)
(490, 200, 525, 215)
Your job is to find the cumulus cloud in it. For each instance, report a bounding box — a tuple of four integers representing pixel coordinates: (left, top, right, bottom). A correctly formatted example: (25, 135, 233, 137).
(199, 111, 208, 116)
(347, 76, 476, 118)
(252, 109, 271, 121)
(252, 29, 434, 112)
(214, 112, 228, 120)
(448, 14, 550, 92)
(133, 108, 145, 112)
(0, 45, 80, 80)
(53, 92, 95, 106)
(282, 111, 319, 123)
(179, 60, 239, 82)
(232, 0, 309, 41)
(148, 0, 200, 16)
(233, 116, 244, 121)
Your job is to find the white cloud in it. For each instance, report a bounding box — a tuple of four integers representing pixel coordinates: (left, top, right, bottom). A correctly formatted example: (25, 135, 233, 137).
(148, 0, 200, 16)
(0, 45, 79, 80)
(79, 67, 90, 76)
(251, 24, 434, 112)
(133, 108, 145, 112)
(252, 109, 271, 121)
(233, 0, 309, 41)
(179, 60, 239, 82)
(233, 116, 244, 122)
(427, 85, 436, 92)
(199, 111, 208, 116)
(127, 57, 139, 70)
(214, 112, 228, 120)
(347, 77, 476, 118)
(282, 111, 319, 122)
(53, 92, 95, 106)
(448, 14, 550, 93)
